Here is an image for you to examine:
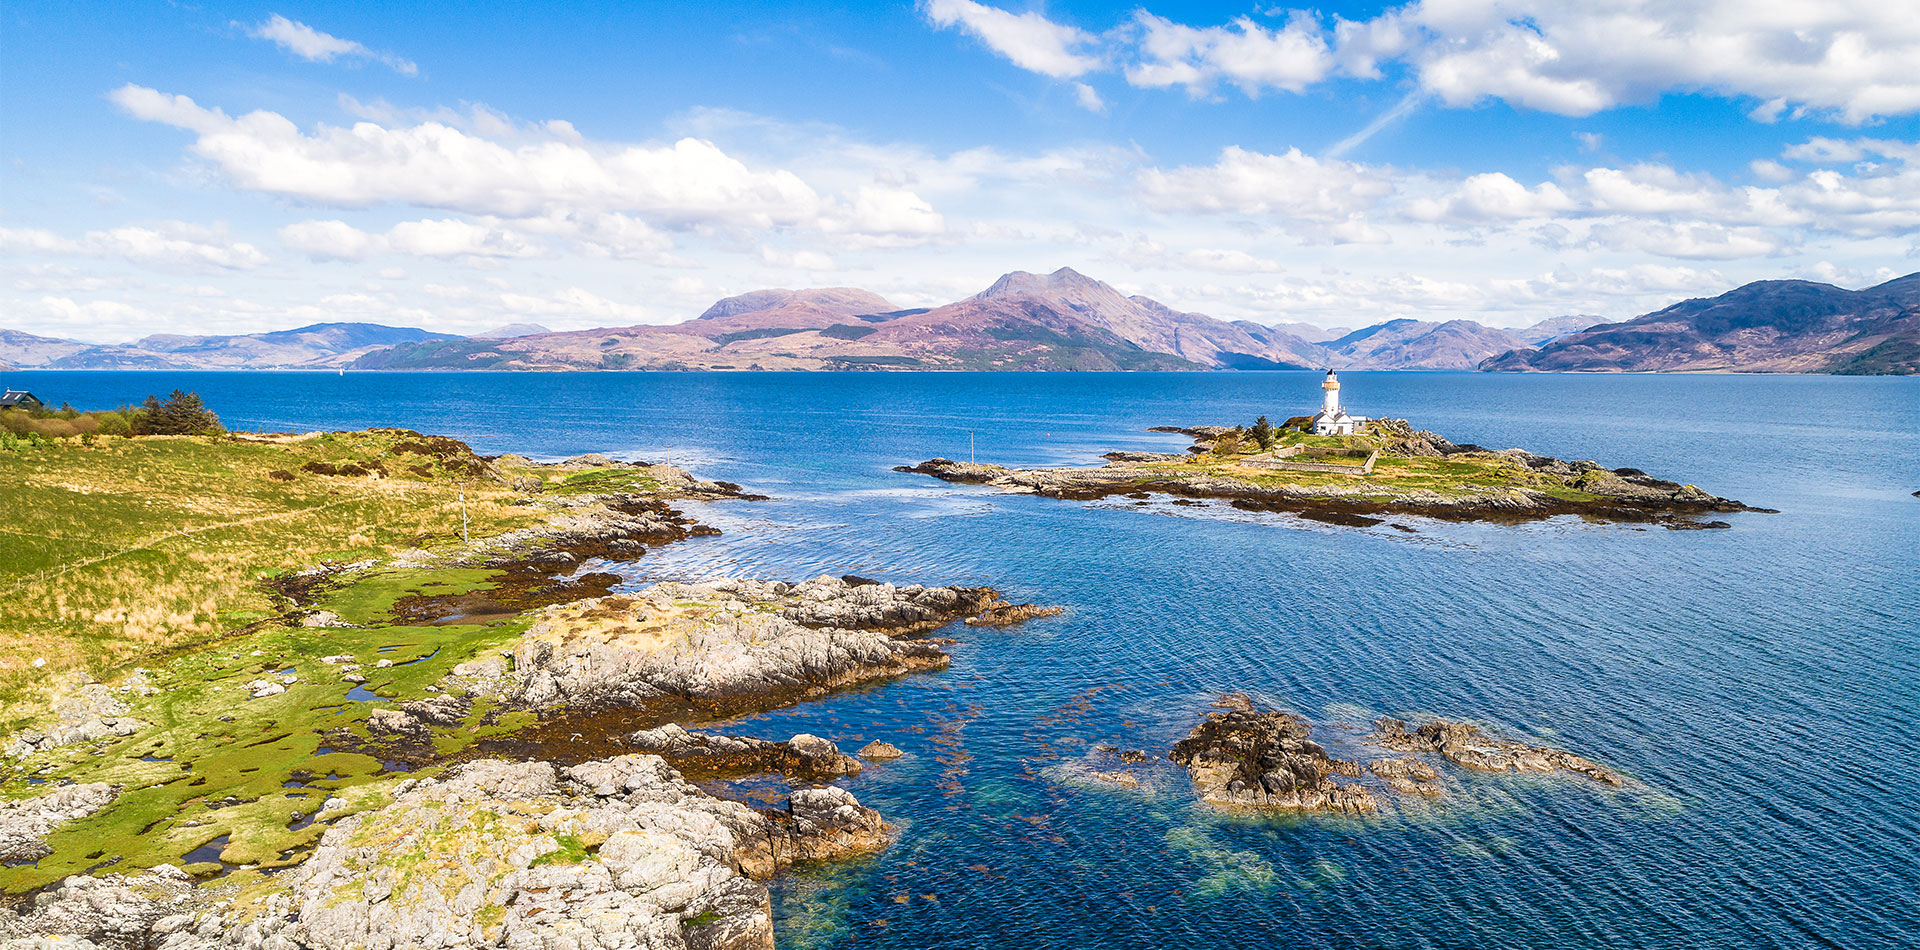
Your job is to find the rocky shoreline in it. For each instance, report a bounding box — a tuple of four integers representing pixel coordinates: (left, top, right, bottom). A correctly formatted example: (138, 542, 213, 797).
(0, 444, 1063, 949)
(1, 755, 890, 950)
(900, 420, 1761, 528)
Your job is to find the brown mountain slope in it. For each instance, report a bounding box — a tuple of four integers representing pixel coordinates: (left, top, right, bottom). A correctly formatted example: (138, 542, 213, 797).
(356, 268, 1323, 371)
(1482, 274, 1920, 374)
(1323, 319, 1527, 370)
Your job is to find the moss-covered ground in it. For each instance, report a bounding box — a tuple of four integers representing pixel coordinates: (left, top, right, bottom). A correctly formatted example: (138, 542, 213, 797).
(0, 431, 673, 894)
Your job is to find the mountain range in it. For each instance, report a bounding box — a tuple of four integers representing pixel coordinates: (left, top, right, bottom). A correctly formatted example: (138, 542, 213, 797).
(1481, 274, 1920, 374)
(4, 268, 1912, 375)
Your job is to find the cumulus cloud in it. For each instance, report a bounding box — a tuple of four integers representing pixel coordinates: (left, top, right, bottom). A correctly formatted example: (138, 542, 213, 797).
(110, 85, 943, 247)
(1135, 146, 1394, 243)
(242, 14, 418, 76)
(1126, 12, 1335, 97)
(921, 0, 1101, 78)
(1405, 173, 1575, 222)
(926, 1, 1920, 122)
(0, 223, 268, 271)
(279, 218, 545, 261)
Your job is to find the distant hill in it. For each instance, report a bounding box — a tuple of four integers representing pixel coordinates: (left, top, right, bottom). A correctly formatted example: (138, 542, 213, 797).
(1519, 314, 1613, 347)
(1481, 274, 1920, 374)
(472, 323, 552, 339)
(1317, 319, 1527, 371)
(360, 268, 1324, 371)
(0, 323, 461, 370)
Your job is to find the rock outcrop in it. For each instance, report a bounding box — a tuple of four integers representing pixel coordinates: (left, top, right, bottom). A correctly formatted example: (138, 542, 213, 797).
(0, 782, 117, 866)
(469, 576, 1053, 717)
(4, 756, 890, 950)
(4, 679, 149, 759)
(627, 725, 862, 779)
(1374, 718, 1622, 785)
(1169, 696, 1377, 814)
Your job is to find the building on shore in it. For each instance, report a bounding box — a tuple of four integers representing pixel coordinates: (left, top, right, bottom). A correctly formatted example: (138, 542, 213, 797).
(1311, 371, 1366, 436)
(0, 390, 44, 412)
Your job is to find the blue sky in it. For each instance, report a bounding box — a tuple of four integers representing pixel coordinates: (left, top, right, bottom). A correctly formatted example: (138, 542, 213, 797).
(3, 1, 1917, 342)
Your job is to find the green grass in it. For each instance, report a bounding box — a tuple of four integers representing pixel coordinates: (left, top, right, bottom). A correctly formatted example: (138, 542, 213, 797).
(0, 431, 692, 893)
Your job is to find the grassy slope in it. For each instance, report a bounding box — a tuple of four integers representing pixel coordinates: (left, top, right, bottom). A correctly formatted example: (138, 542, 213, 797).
(1136, 430, 1600, 501)
(0, 432, 642, 894)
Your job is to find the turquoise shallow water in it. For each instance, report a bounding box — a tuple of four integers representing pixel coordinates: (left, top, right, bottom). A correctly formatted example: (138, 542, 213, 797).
(14, 369, 1919, 949)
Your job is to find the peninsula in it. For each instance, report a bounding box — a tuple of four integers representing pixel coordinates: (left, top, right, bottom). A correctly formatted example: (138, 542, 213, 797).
(0, 414, 1059, 948)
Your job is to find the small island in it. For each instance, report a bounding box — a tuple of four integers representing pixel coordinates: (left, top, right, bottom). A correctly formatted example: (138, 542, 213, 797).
(901, 371, 1758, 529)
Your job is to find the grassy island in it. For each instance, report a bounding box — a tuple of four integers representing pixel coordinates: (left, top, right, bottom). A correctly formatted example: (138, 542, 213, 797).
(902, 418, 1756, 528)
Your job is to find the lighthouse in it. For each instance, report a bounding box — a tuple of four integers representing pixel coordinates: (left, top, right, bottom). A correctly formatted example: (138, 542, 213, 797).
(1311, 370, 1366, 436)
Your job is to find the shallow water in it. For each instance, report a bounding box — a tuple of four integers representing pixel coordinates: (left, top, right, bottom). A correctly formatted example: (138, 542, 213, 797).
(16, 369, 1919, 949)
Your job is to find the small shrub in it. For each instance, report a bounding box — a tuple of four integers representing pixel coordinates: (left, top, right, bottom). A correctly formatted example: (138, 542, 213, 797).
(1249, 416, 1275, 450)
(94, 412, 131, 437)
(80, 432, 96, 447)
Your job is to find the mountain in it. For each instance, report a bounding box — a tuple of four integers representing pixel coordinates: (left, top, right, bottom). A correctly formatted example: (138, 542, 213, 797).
(360, 268, 1324, 372)
(472, 323, 552, 339)
(0, 329, 92, 368)
(1314, 319, 1527, 371)
(1266, 321, 1352, 343)
(1481, 274, 1920, 374)
(0, 323, 461, 370)
(1519, 314, 1613, 347)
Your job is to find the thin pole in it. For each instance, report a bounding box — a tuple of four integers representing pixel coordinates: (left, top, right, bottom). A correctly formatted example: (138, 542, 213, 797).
(969, 430, 975, 463)
(460, 484, 469, 544)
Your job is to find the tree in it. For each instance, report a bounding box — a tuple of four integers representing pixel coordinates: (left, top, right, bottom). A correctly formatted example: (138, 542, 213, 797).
(1249, 415, 1275, 450)
(133, 390, 222, 436)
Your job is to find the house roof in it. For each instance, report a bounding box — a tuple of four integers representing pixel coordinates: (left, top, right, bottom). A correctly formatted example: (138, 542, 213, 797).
(0, 390, 42, 407)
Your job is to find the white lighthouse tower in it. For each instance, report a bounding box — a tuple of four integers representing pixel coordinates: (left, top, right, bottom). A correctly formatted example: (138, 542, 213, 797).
(1311, 370, 1365, 436)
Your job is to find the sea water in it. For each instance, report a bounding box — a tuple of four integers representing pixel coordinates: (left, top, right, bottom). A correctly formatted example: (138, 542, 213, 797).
(14, 369, 1918, 949)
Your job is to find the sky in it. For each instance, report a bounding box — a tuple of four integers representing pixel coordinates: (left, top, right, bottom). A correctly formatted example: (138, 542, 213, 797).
(3, 0, 1918, 343)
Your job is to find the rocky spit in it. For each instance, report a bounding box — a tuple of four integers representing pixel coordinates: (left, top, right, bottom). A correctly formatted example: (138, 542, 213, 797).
(1, 755, 888, 950)
(900, 419, 1758, 527)
(1374, 718, 1623, 786)
(452, 576, 1046, 718)
(1169, 696, 1378, 815)
(626, 725, 863, 781)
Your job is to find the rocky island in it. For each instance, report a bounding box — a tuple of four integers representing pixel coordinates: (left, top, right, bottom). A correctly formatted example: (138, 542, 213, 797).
(1164, 695, 1623, 815)
(902, 414, 1759, 529)
(0, 424, 1058, 949)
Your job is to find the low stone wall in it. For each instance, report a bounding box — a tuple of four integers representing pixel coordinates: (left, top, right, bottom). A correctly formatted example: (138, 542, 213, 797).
(1246, 447, 1379, 475)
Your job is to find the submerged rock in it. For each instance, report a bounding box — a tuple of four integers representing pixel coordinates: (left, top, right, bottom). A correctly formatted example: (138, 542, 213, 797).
(1170, 699, 1376, 814)
(1373, 718, 1622, 785)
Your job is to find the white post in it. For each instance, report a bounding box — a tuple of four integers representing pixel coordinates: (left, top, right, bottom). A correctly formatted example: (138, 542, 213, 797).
(970, 430, 975, 463)
(460, 485, 469, 544)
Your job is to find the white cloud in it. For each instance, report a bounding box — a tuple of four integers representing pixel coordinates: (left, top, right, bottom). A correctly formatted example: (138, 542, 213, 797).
(926, 2, 1920, 122)
(1135, 146, 1394, 243)
(1073, 82, 1106, 113)
(921, 0, 1102, 78)
(242, 14, 418, 76)
(111, 85, 943, 247)
(279, 218, 544, 261)
(1587, 220, 1795, 260)
(0, 223, 268, 271)
(1126, 12, 1335, 97)
(1115, 238, 1283, 273)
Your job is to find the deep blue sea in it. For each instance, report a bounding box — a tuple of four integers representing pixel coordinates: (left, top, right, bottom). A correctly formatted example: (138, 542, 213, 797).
(13, 370, 1919, 949)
